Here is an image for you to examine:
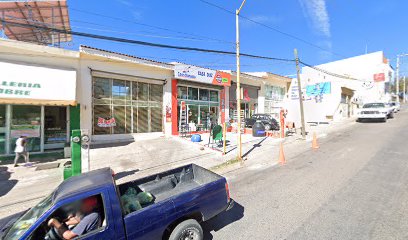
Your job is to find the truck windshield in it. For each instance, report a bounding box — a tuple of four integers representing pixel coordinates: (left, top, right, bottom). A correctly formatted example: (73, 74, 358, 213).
(363, 103, 385, 108)
(4, 194, 53, 240)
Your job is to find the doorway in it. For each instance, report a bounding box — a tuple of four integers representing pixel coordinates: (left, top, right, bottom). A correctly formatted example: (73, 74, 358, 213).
(44, 106, 68, 150)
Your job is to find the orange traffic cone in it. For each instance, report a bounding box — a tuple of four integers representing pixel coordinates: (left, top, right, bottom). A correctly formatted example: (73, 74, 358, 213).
(312, 132, 319, 150)
(279, 142, 286, 165)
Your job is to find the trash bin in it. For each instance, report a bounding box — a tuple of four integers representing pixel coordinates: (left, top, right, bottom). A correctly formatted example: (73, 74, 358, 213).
(252, 121, 266, 137)
(191, 134, 201, 142)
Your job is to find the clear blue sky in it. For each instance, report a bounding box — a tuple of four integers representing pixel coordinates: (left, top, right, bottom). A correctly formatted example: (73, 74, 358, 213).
(65, 0, 408, 76)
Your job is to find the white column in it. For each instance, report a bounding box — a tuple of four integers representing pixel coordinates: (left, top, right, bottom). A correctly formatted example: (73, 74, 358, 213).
(163, 79, 172, 136)
(257, 84, 265, 114)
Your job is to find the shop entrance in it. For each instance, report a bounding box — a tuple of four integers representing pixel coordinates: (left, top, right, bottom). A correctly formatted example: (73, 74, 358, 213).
(44, 106, 68, 150)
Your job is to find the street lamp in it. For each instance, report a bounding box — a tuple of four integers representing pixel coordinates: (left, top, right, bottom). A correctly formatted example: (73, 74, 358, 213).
(236, 0, 247, 162)
(396, 53, 408, 103)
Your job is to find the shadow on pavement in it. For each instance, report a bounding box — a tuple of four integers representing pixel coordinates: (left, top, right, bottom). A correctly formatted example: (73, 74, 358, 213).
(90, 140, 134, 149)
(202, 200, 245, 240)
(242, 137, 268, 158)
(114, 169, 140, 180)
(0, 166, 17, 197)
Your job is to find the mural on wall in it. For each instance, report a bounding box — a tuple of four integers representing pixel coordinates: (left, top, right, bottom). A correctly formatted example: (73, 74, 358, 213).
(306, 82, 331, 103)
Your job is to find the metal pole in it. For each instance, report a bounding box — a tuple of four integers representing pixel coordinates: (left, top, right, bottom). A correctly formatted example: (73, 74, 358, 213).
(236, 9, 242, 161)
(396, 55, 400, 103)
(294, 49, 306, 139)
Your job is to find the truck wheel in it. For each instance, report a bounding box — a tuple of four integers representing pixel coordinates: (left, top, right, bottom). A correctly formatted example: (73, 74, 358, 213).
(169, 219, 203, 240)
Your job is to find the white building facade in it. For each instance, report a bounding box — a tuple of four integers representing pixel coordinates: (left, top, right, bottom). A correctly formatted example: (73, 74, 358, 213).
(286, 51, 394, 124)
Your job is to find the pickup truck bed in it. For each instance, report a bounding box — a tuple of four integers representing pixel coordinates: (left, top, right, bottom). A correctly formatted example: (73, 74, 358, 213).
(118, 164, 223, 204)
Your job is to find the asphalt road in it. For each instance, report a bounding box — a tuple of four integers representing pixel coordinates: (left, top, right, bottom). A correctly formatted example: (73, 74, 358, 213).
(203, 108, 408, 240)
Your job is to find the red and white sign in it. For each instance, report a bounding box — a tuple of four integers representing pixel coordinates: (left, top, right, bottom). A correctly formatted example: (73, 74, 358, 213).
(373, 73, 385, 82)
(97, 117, 116, 127)
(174, 64, 231, 86)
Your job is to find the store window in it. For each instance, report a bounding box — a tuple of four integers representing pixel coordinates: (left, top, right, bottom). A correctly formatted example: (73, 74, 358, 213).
(10, 105, 41, 152)
(177, 86, 220, 131)
(188, 87, 198, 100)
(93, 77, 163, 135)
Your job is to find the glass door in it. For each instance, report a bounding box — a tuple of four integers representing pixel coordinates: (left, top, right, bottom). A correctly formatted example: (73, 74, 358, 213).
(10, 105, 41, 153)
(44, 106, 67, 150)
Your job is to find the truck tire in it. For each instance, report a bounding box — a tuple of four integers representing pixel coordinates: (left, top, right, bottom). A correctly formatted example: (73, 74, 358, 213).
(168, 219, 203, 240)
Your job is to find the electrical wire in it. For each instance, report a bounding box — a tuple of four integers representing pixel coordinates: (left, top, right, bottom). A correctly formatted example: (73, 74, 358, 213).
(0, 19, 295, 63)
(197, 0, 344, 57)
(69, 7, 234, 45)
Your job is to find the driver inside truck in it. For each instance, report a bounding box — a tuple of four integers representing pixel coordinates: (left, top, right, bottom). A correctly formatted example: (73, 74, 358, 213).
(47, 196, 101, 239)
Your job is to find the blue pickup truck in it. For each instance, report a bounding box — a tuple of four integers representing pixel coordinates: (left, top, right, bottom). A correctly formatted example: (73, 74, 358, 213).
(0, 164, 233, 240)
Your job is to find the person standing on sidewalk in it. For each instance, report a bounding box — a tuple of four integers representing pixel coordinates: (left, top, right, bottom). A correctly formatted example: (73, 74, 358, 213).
(14, 135, 30, 167)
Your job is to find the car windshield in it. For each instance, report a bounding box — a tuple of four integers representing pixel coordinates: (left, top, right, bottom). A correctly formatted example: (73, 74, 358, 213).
(4, 194, 53, 240)
(363, 103, 385, 108)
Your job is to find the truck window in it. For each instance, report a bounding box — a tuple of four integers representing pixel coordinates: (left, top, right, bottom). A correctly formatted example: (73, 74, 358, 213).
(4, 194, 53, 240)
(28, 194, 106, 240)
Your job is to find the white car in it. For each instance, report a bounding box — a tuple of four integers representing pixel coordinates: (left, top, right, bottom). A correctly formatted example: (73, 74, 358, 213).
(389, 101, 401, 112)
(357, 102, 394, 122)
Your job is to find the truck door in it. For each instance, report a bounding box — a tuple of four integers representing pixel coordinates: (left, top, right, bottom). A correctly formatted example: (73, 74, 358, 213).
(26, 190, 117, 240)
(123, 200, 175, 240)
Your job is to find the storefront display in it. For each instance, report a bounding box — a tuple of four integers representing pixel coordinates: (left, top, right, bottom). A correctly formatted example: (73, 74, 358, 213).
(92, 77, 163, 135)
(176, 85, 220, 132)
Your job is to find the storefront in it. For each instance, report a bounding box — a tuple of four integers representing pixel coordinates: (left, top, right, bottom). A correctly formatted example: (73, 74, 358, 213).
(171, 64, 231, 135)
(91, 72, 164, 135)
(229, 83, 259, 121)
(0, 60, 77, 156)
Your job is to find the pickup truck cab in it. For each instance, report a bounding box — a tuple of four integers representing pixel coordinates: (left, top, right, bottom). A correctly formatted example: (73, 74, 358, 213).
(0, 164, 233, 240)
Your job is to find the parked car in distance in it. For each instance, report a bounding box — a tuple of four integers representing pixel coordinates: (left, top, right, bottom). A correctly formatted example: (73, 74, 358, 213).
(389, 101, 401, 112)
(357, 102, 393, 122)
(245, 114, 279, 131)
(0, 165, 233, 240)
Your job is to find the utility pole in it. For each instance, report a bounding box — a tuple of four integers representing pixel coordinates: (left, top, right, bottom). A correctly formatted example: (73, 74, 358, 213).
(404, 76, 407, 103)
(294, 49, 306, 139)
(236, 0, 247, 162)
(396, 56, 400, 103)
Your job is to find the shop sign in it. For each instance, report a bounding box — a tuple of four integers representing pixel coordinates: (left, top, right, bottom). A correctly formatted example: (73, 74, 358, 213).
(0, 61, 76, 102)
(174, 64, 231, 86)
(373, 73, 385, 82)
(97, 117, 116, 127)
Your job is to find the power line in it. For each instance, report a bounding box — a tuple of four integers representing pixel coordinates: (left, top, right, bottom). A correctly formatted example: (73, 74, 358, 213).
(1, 19, 294, 63)
(197, 0, 344, 57)
(299, 60, 365, 82)
(69, 7, 234, 45)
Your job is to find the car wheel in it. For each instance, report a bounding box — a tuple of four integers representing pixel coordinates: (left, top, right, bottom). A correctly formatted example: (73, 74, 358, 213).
(168, 219, 203, 240)
(264, 124, 271, 131)
(389, 112, 394, 119)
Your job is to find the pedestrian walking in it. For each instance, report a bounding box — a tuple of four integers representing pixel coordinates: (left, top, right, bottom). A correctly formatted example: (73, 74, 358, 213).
(14, 135, 30, 167)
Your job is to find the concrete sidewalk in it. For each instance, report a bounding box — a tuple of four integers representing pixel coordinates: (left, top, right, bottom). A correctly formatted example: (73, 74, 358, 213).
(0, 117, 357, 218)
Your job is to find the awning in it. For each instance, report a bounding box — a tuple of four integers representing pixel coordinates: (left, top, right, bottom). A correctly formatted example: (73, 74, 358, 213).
(0, 61, 77, 106)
